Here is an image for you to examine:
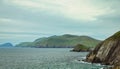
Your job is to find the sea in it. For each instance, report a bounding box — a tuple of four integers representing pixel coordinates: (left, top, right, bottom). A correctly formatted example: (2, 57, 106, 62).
(0, 48, 111, 69)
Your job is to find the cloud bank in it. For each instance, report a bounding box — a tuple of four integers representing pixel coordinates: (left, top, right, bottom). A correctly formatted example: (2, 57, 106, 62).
(0, 0, 120, 44)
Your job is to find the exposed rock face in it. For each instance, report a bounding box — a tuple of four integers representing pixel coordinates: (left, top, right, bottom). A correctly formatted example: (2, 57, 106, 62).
(112, 62, 120, 69)
(86, 31, 120, 66)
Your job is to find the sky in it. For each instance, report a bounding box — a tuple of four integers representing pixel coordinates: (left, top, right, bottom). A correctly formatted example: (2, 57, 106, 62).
(0, 0, 120, 44)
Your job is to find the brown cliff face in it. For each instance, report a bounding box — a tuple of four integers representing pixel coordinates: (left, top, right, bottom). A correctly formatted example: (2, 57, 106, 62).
(112, 62, 120, 69)
(86, 31, 120, 66)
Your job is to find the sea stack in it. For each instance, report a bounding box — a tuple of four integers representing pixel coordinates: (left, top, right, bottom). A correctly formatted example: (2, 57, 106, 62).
(85, 31, 120, 67)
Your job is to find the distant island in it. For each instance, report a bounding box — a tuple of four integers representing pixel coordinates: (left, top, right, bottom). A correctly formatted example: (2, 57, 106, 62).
(0, 43, 13, 47)
(16, 34, 101, 49)
(85, 31, 120, 69)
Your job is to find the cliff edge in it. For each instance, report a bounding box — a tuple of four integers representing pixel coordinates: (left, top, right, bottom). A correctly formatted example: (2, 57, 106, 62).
(86, 31, 120, 67)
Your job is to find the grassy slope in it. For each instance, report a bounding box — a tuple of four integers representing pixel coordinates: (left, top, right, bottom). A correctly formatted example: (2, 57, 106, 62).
(72, 44, 88, 52)
(16, 34, 101, 48)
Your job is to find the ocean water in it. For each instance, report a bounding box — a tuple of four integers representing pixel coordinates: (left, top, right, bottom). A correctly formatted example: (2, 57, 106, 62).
(0, 48, 110, 69)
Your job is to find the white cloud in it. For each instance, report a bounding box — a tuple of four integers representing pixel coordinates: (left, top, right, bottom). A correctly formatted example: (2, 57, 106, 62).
(4, 0, 114, 21)
(0, 18, 30, 30)
(0, 17, 60, 35)
(0, 18, 43, 32)
(1, 0, 120, 44)
(0, 18, 14, 22)
(62, 4, 109, 21)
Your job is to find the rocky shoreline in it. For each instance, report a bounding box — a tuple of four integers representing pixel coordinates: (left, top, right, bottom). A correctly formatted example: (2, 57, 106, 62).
(85, 31, 120, 69)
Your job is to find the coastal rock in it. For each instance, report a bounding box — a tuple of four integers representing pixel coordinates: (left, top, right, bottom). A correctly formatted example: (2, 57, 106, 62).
(72, 44, 93, 52)
(111, 62, 120, 69)
(86, 31, 120, 66)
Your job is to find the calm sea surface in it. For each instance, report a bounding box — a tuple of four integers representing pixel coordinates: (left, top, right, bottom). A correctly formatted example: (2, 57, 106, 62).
(0, 48, 110, 69)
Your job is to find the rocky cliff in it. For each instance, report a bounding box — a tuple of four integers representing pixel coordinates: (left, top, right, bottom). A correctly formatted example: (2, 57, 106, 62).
(86, 31, 120, 67)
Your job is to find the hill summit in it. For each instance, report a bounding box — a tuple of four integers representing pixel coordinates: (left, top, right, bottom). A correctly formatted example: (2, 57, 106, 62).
(0, 43, 13, 47)
(16, 34, 101, 48)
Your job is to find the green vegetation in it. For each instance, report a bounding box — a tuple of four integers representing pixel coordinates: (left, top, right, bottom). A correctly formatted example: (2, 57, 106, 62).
(72, 44, 89, 52)
(16, 42, 35, 47)
(85, 31, 120, 66)
(110, 31, 120, 40)
(105, 31, 120, 41)
(16, 34, 101, 48)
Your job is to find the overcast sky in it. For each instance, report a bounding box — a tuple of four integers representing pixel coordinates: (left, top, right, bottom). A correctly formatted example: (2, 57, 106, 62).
(0, 0, 120, 44)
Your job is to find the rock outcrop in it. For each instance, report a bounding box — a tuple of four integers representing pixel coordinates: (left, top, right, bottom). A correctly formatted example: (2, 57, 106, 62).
(71, 44, 93, 52)
(86, 31, 120, 66)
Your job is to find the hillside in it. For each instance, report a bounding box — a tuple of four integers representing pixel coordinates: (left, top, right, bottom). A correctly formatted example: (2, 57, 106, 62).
(71, 44, 90, 52)
(16, 34, 101, 48)
(85, 31, 120, 68)
(0, 43, 13, 47)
